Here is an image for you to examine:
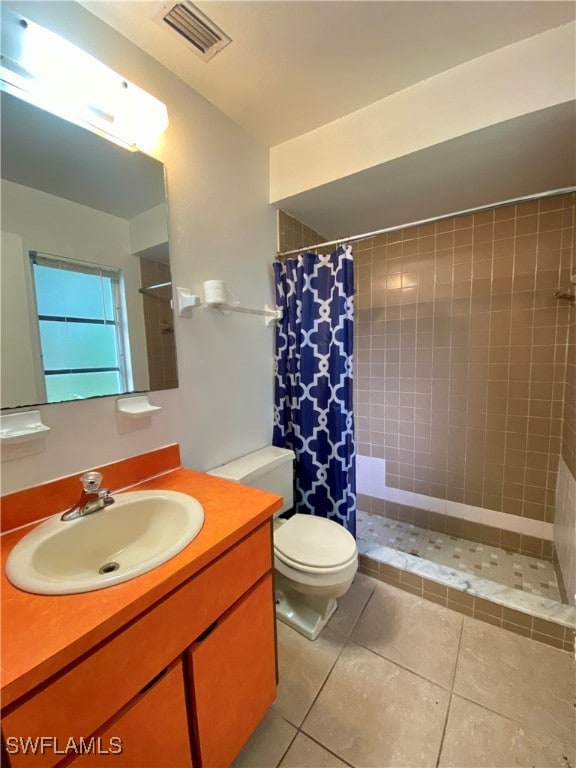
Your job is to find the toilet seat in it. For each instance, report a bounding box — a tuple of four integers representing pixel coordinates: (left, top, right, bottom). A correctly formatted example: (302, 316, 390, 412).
(275, 550, 357, 575)
(274, 514, 357, 574)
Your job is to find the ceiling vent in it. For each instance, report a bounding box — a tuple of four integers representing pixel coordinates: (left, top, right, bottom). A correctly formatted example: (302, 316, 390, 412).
(154, 2, 231, 62)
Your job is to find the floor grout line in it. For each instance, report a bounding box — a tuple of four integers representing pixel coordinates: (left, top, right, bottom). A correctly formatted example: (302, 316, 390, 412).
(450, 615, 466, 691)
(285, 578, 379, 765)
(273, 721, 298, 768)
(263, 572, 575, 768)
(449, 690, 576, 750)
(433, 614, 466, 768)
(298, 731, 356, 768)
(345, 635, 455, 693)
(450, 615, 575, 749)
(298, 629, 355, 721)
(347, 578, 463, 692)
(435, 691, 454, 768)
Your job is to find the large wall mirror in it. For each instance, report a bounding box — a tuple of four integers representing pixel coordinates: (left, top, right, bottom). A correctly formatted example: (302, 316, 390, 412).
(1, 91, 178, 410)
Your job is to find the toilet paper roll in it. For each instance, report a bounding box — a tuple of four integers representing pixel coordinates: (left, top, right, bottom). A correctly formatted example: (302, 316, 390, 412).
(203, 280, 226, 307)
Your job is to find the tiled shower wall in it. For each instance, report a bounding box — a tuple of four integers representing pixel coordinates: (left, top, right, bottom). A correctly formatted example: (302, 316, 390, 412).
(139, 258, 178, 391)
(354, 193, 575, 547)
(277, 210, 326, 254)
(555, 278, 576, 604)
(561, 300, 576, 477)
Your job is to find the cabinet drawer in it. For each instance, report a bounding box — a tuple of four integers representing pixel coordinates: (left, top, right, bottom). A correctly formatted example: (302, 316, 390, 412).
(3, 524, 271, 768)
(187, 574, 276, 768)
(69, 660, 193, 768)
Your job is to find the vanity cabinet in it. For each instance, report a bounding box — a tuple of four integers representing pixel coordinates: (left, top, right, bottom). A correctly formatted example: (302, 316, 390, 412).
(1, 523, 276, 768)
(70, 660, 194, 768)
(188, 576, 276, 768)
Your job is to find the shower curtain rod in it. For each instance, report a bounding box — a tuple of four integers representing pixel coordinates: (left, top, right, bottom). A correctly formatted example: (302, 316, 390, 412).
(276, 186, 576, 258)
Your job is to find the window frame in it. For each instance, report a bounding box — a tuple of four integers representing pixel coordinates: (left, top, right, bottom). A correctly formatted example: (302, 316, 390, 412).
(28, 251, 132, 402)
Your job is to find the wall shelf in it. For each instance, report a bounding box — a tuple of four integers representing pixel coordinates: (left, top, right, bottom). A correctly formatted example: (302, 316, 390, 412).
(0, 411, 50, 443)
(116, 395, 162, 418)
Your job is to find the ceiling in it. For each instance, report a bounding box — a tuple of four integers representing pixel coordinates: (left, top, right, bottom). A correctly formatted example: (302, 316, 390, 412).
(75, 0, 575, 238)
(80, 1, 576, 147)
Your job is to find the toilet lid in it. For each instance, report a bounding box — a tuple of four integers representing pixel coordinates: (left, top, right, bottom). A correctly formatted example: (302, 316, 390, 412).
(274, 514, 357, 569)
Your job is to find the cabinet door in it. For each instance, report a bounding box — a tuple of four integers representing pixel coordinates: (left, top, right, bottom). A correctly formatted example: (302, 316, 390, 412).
(69, 660, 193, 768)
(187, 575, 276, 768)
(3, 524, 272, 768)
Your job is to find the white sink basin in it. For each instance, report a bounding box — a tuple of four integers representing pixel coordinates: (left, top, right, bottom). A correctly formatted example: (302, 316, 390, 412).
(6, 490, 205, 595)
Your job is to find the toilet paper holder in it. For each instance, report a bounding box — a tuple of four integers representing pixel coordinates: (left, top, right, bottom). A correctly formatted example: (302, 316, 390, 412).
(175, 283, 282, 325)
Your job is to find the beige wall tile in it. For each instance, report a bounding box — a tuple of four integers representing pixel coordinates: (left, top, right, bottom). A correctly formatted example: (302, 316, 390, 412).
(277, 210, 326, 253)
(352, 192, 574, 537)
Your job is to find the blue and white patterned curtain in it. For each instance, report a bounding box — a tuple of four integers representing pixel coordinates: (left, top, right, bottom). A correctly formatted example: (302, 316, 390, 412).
(273, 245, 356, 536)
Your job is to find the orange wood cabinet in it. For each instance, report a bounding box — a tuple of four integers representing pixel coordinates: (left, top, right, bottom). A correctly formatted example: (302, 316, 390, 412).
(69, 661, 193, 768)
(2, 523, 276, 768)
(188, 576, 277, 768)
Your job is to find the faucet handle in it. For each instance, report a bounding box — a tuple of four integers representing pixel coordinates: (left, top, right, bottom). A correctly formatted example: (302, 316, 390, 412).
(80, 471, 103, 493)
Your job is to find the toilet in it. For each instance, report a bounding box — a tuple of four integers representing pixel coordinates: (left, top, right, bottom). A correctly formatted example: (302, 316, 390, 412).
(207, 446, 358, 640)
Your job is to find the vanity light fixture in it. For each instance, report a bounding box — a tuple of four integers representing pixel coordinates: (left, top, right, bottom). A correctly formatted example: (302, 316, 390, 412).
(0, 9, 169, 152)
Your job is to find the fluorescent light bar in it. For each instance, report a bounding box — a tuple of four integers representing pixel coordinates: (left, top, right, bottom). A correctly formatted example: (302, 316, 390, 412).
(0, 10, 169, 152)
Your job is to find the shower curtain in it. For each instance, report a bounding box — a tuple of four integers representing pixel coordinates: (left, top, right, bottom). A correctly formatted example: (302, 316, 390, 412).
(272, 245, 356, 536)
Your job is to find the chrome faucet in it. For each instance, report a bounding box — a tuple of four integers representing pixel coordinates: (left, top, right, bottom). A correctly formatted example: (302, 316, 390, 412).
(61, 471, 115, 522)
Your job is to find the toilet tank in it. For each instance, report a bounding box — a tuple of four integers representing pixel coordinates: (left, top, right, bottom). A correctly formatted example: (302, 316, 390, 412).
(207, 446, 295, 514)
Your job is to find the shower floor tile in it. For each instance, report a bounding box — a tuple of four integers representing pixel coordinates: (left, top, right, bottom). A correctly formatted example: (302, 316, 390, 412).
(356, 510, 562, 602)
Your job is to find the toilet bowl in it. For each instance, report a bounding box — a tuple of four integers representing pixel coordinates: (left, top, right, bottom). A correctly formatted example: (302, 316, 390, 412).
(274, 514, 358, 639)
(207, 446, 358, 640)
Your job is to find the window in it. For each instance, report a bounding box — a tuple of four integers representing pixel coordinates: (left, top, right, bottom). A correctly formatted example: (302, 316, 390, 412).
(30, 252, 132, 402)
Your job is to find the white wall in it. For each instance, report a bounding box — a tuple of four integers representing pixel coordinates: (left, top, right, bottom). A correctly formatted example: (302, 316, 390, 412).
(129, 203, 169, 255)
(555, 458, 576, 606)
(0, 231, 38, 405)
(1, 1, 276, 497)
(1, 179, 150, 400)
(270, 22, 576, 201)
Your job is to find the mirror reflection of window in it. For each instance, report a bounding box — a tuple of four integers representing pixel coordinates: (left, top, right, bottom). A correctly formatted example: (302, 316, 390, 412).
(30, 252, 132, 402)
(1, 90, 176, 409)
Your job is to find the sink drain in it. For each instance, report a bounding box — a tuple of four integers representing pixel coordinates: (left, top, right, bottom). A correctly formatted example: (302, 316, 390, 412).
(99, 562, 120, 575)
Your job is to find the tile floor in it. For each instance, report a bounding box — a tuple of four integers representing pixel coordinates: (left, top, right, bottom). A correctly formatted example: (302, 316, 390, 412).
(233, 574, 575, 768)
(356, 510, 563, 602)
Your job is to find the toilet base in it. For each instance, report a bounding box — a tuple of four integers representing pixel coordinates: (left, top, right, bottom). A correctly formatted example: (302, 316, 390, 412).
(275, 582, 338, 641)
